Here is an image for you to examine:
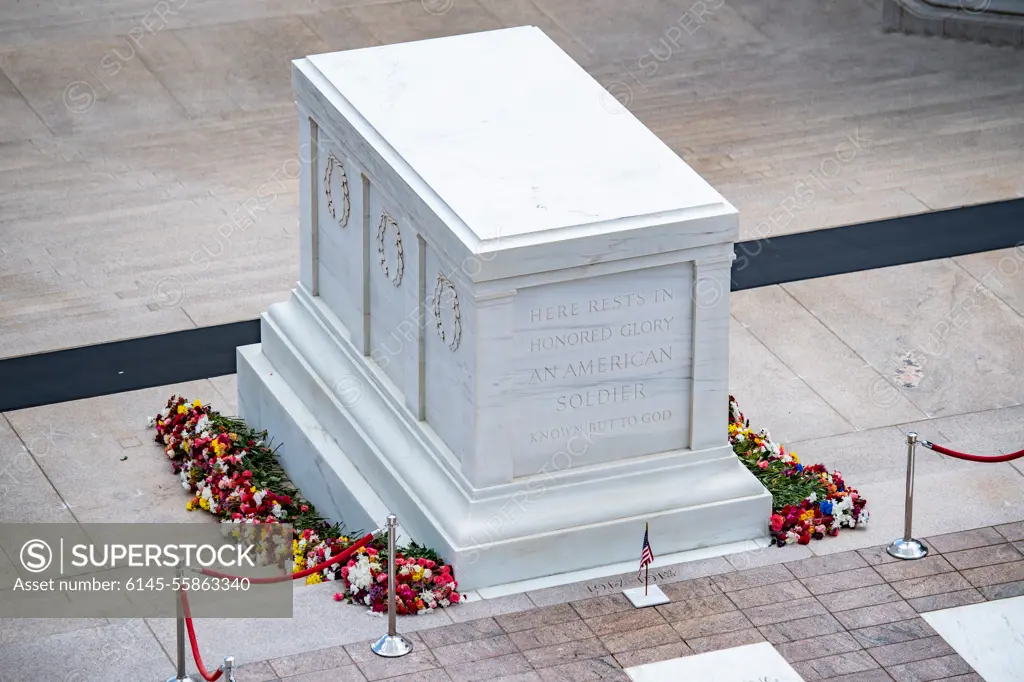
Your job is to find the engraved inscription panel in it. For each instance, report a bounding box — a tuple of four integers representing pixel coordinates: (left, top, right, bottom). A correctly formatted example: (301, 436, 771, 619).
(508, 264, 693, 476)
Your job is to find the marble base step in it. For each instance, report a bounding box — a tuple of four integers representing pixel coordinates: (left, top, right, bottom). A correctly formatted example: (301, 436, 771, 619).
(235, 291, 772, 591)
(883, 0, 1024, 47)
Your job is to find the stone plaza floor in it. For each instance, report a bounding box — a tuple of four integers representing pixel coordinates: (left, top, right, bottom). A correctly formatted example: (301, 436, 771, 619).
(2, 0, 1024, 679)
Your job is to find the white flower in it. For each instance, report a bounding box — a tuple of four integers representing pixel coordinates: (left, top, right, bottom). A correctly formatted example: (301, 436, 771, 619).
(422, 568, 432, 580)
(272, 503, 286, 519)
(440, 599, 450, 608)
(147, 416, 156, 427)
(195, 415, 210, 433)
(805, 493, 817, 503)
(735, 434, 745, 443)
(201, 486, 213, 500)
(253, 490, 266, 506)
(347, 555, 377, 592)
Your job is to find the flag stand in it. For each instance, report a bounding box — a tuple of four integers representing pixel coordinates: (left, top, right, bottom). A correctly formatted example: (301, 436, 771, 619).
(623, 583, 669, 608)
(623, 522, 669, 608)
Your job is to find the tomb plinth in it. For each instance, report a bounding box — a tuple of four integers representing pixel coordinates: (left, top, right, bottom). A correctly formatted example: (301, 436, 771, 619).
(238, 26, 771, 589)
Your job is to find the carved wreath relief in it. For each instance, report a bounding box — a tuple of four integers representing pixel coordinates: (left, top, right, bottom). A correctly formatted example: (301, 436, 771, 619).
(376, 211, 404, 286)
(323, 152, 351, 228)
(433, 273, 462, 352)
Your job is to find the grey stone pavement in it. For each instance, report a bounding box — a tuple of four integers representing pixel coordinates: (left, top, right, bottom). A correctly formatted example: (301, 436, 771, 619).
(1, 0, 1024, 357)
(2, 0, 1024, 678)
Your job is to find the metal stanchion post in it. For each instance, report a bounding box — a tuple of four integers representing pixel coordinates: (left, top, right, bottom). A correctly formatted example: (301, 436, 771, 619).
(886, 432, 929, 560)
(371, 515, 413, 658)
(168, 567, 192, 682)
(222, 656, 235, 682)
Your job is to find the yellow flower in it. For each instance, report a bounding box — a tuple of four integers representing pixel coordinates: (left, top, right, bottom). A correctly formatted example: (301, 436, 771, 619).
(228, 432, 238, 442)
(791, 453, 799, 464)
(199, 497, 210, 511)
(177, 405, 187, 414)
(305, 573, 323, 585)
(800, 509, 814, 522)
(192, 399, 202, 408)
(185, 499, 197, 511)
(250, 486, 257, 493)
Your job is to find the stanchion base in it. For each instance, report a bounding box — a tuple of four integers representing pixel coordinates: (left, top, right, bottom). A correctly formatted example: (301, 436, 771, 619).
(166, 676, 194, 682)
(371, 633, 414, 658)
(886, 538, 929, 560)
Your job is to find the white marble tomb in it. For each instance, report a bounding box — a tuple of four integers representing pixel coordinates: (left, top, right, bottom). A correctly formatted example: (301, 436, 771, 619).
(237, 26, 771, 589)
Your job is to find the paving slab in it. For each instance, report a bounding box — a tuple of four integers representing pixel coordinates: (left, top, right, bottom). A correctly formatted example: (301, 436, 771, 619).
(1, 379, 225, 523)
(0, 618, 172, 681)
(729, 318, 855, 443)
(782, 258, 1024, 419)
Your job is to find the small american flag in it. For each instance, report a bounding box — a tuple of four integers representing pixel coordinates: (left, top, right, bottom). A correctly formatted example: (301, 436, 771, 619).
(638, 523, 654, 581)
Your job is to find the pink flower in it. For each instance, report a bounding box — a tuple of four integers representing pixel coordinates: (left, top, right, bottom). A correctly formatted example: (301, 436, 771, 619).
(769, 514, 784, 532)
(757, 460, 769, 470)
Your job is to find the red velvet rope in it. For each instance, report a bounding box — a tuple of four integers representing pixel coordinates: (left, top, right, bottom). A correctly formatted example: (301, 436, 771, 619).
(198, 532, 374, 584)
(180, 588, 223, 682)
(179, 532, 376, 680)
(922, 440, 1024, 463)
